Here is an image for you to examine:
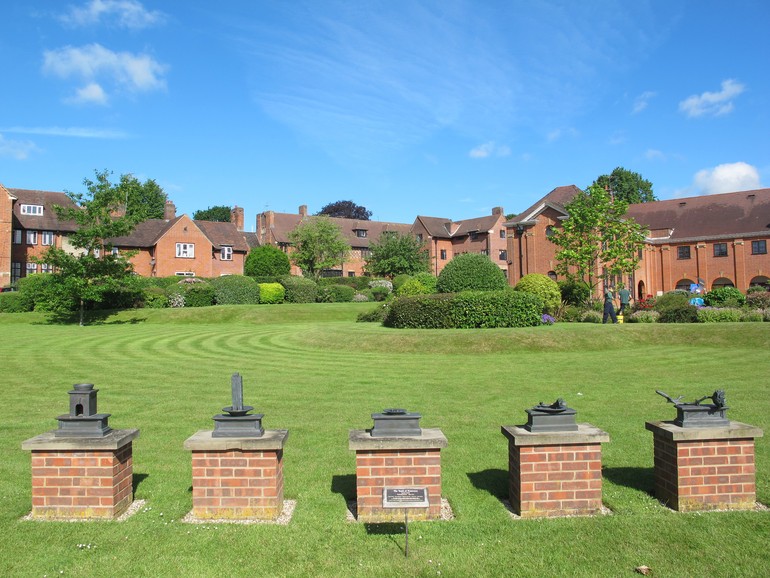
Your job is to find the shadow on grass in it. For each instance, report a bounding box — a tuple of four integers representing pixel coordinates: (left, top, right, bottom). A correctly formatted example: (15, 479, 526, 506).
(330, 473, 356, 503)
(467, 468, 508, 500)
(39, 309, 146, 325)
(602, 466, 655, 496)
(132, 473, 149, 495)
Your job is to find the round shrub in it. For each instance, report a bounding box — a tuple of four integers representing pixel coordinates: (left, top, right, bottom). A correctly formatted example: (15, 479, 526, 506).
(580, 310, 602, 323)
(436, 253, 507, 293)
(654, 292, 691, 312)
(413, 273, 437, 293)
(279, 276, 317, 303)
(258, 282, 285, 304)
(704, 286, 745, 307)
(317, 284, 355, 303)
(182, 281, 215, 307)
(657, 301, 698, 323)
(370, 286, 391, 301)
(746, 290, 770, 309)
(244, 245, 291, 278)
(629, 310, 659, 323)
(142, 286, 169, 308)
(0, 291, 32, 313)
(514, 273, 561, 314)
(557, 278, 590, 306)
(210, 275, 260, 304)
(15, 273, 63, 312)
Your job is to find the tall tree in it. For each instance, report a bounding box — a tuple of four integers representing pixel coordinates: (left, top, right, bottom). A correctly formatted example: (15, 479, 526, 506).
(193, 205, 232, 222)
(364, 232, 430, 278)
(288, 216, 351, 279)
(38, 170, 140, 325)
(119, 174, 167, 221)
(591, 167, 656, 204)
(548, 184, 647, 295)
(316, 200, 372, 220)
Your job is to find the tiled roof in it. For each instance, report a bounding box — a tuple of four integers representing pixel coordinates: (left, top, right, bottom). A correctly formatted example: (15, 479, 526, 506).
(627, 188, 770, 242)
(196, 220, 250, 251)
(414, 216, 453, 237)
(413, 213, 504, 239)
(9, 188, 79, 232)
(109, 217, 181, 247)
(506, 185, 581, 224)
(266, 213, 412, 247)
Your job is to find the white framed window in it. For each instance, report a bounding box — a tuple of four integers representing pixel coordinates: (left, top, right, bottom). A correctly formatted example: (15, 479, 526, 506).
(355, 229, 367, 238)
(12, 230, 22, 244)
(20, 204, 43, 216)
(26, 262, 38, 274)
(26, 231, 38, 245)
(176, 243, 195, 258)
(42, 231, 54, 246)
(112, 247, 120, 256)
(220, 246, 233, 260)
(11, 262, 21, 283)
(41, 263, 53, 273)
(93, 248, 101, 258)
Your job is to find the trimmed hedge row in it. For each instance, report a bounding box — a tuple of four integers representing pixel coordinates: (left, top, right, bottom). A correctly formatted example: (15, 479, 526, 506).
(383, 289, 543, 329)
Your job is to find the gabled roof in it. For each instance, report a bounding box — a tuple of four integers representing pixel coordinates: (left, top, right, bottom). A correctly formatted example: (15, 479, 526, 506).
(196, 220, 250, 251)
(413, 216, 454, 237)
(110, 216, 249, 251)
(505, 185, 581, 225)
(413, 213, 504, 239)
(266, 213, 412, 247)
(9, 188, 79, 232)
(627, 188, 770, 243)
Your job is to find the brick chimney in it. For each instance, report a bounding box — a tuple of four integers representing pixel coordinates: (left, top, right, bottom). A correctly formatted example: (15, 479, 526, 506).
(299, 205, 308, 217)
(492, 206, 504, 216)
(164, 200, 176, 220)
(230, 206, 244, 231)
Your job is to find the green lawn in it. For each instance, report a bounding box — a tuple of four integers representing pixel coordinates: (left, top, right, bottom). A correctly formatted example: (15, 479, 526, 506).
(1, 304, 768, 577)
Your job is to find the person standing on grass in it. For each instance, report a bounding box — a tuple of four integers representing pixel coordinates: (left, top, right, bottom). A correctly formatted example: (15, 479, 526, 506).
(603, 285, 618, 324)
(617, 285, 631, 316)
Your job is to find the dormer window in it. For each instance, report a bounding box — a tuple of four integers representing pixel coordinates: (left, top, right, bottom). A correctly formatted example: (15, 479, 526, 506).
(20, 204, 44, 216)
(220, 246, 233, 260)
(355, 229, 367, 238)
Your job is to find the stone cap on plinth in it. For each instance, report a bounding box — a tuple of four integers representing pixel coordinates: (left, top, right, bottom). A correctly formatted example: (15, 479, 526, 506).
(22, 428, 140, 451)
(184, 429, 289, 451)
(501, 423, 609, 446)
(645, 420, 763, 441)
(349, 428, 447, 451)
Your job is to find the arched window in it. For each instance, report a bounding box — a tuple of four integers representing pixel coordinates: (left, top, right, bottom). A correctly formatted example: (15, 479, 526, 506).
(547, 271, 557, 281)
(749, 275, 769, 287)
(712, 277, 734, 289)
(545, 225, 556, 238)
(675, 278, 695, 291)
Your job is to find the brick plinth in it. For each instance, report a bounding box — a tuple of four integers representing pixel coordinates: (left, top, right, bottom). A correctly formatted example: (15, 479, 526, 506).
(646, 421, 763, 511)
(22, 429, 139, 519)
(502, 424, 609, 518)
(184, 430, 288, 520)
(349, 428, 448, 522)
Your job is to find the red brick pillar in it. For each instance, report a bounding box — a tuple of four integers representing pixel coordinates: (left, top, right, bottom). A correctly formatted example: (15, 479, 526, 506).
(646, 421, 762, 511)
(501, 424, 609, 518)
(22, 430, 139, 519)
(184, 430, 288, 520)
(349, 429, 447, 522)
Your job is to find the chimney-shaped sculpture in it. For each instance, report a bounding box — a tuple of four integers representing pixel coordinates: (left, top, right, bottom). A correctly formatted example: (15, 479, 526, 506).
(55, 383, 112, 437)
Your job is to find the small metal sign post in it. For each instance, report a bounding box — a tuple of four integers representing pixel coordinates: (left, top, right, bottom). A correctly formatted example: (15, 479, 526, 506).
(382, 487, 429, 557)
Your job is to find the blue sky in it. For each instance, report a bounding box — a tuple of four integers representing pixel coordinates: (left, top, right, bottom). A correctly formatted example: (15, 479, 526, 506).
(1, 1, 768, 229)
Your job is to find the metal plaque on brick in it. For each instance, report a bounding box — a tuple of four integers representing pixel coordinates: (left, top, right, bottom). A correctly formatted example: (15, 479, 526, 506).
(382, 487, 429, 509)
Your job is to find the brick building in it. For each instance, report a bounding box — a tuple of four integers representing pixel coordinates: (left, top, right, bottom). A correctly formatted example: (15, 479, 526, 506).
(411, 207, 509, 277)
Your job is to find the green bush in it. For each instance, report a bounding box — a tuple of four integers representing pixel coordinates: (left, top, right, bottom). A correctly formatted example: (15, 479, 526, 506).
(741, 310, 764, 323)
(181, 280, 215, 307)
(413, 273, 437, 293)
(244, 246, 291, 278)
(746, 291, 770, 309)
(704, 286, 745, 307)
(210, 275, 260, 305)
(397, 277, 433, 296)
(558, 278, 590, 306)
(696, 307, 743, 323)
(436, 253, 507, 293)
(559, 305, 584, 323)
(580, 310, 602, 323)
(657, 302, 698, 323)
(629, 310, 659, 323)
(352, 292, 370, 302)
(318, 276, 371, 290)
(514, 273, 561, 314)
(145, 276, 184, 289)
(357, 303, 390, 323)
(370, 286, 391, 301)
(392, 274, 411, 291)
(257, 282, 285, 304)
(317, 284, 356, 303)
(142, 286, 169, 308)
(15, 273, 63, 312)
(383, 290, 542, 329)
(0, 291, 32, 313)
(654, 292, 691, 312)
(279, 276, 317, 303)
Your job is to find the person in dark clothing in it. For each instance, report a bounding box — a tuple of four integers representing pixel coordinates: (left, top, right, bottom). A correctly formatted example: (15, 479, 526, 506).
(617, 285, 631, 316)
(603, 286, 618, 324)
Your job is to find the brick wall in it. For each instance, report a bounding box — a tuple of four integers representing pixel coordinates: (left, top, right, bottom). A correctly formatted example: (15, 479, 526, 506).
(355, 449, 442, 522)
(190, 448, 284, 519)
(651, 433, 757, 511)
(508, 441, 604, 518)
(29, 443, 134, 519)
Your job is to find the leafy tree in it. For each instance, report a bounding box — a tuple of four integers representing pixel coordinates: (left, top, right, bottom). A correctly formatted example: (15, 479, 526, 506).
(120, 174, 167, 221)
(244, 245, 291, 278)
(591, 167, 656, 204)
(364, 232, 430, 278)
(548, 184, 647, 296)
(316, 200, 372, 220)
(37, 170, 140, 325)
(193, 205, 232, 222)
(287, 216, 351, 279)
(436, 253, 507, 293)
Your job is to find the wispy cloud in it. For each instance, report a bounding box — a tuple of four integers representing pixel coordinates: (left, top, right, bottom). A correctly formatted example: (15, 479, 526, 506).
(43, 43, 167, 104)
(645, 149, 665, 161)
(469, 141, 510, 159)
(632, 91, 656, 114)
(547, 127, 579, 142)
(0, 134, 40, 160)
(58, 0, 164, 29)
(0, 126, 129, 138)
(679, 79, 745, 118)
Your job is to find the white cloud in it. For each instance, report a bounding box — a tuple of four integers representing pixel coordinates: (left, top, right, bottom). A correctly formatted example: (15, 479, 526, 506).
(546, 127, 578, 143)
(59, 0, 164, 29)
(43, 43, 167, 103)
(679, 79, 745, 118)
(632, 91, 656, 114)
(469, 141, 510, 159)
(691, 162, 761, 195)
(0, 126, 128, 138)
(0, 134, 39, 160)
(645, 149, 665, 161)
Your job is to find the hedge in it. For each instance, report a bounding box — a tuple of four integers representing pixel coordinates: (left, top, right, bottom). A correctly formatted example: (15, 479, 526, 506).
(317, 284, 356, 303)
(436, 253, 507, 293)
(210, 275, 260, 305)
(279, 276, 317, 303)
(0, 291, 32, 313)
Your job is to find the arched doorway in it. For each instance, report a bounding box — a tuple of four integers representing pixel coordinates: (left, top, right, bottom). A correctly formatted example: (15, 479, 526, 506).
(712, 277, 735, 289)
(637, 280, 645, 299)
(675, 278, 695, 291)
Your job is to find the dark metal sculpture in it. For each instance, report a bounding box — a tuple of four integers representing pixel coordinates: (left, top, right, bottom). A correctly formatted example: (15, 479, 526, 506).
(212, 373, 265, 437)
(655, 389, 729, 428)
(370, 408, 422, 437)
(55, 383, 113, 437)
(524, 398, 578, 432)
